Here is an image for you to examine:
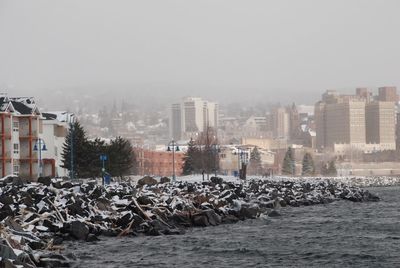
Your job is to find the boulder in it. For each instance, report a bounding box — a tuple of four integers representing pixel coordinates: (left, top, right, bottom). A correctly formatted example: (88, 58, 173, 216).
(203, 210, 222, 226)
(170, 212, 192, 227)
(37, 177, 52, 186)
(137, 196, 153, 206)
(192, 213, 209, 227)
(268, 210, 281, 217)
(86, 234, 99, 242)
(70, 221, 89, 240)
(210, 177, 224, 185)
(38, 253, 71, 267)
(160, 177, 171, 184)
(238, 203, 259, 219)
(137, 176, 157, 187)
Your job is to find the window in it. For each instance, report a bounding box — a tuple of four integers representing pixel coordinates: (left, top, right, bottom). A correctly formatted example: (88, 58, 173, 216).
(13, 121, 19, 132)
(13, 143, 19, 154)
(13, 164, 19, 175)
(55, 146, 58, 157)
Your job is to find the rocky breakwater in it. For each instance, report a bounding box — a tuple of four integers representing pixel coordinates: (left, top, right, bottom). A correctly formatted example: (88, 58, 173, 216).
(0, 176, 379, 267)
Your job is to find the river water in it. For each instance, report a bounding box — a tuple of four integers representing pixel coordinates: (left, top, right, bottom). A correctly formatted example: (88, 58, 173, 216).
(67, 187, 400, 267)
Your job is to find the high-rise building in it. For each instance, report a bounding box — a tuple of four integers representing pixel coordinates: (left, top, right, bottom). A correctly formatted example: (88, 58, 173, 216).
(366, 101, 396, 149)
(315, 88, 397, 152)
(169, 97, 218, 140)
(271, 107, 290, 140)
(324, 100, 366, 148)
(378, 86, 398, 102)
(314, 101, 326, 149)
(170, 103, 182, 140)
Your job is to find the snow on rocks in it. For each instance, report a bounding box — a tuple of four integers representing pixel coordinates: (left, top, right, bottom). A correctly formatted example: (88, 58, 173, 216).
(0, 175, 380, 267)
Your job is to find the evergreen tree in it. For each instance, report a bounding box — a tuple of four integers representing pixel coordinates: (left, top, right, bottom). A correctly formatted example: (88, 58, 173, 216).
(107, 136, 136, 178)
(86, 138, 107, 178)
(320, 162, 328, 176)
(182, 139, 198, 175)
(282, 147, 295, 175)
(61, 121, 91, 178)
(327, 160, 337, 176)
(301, 152, 315, 176)
(249, 147, 263, 175)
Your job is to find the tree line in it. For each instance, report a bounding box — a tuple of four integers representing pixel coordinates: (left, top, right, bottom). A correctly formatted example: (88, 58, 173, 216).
(282, 147, 337, 176)
(61, 121, 136, 178)
(182, 127, 220, 176)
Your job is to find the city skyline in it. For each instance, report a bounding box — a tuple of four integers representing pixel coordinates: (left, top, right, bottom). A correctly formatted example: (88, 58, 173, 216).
(1, 1, 400, 106)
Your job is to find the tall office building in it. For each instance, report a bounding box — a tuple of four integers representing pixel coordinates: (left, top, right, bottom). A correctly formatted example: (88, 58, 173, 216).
(315, 88, 397, 152)
(324, 100, 366, 148)
(271, 107, 290, 140)
(366, 101, 396, 149)
(378, 87, 398, 102)
(169, 97, 218, 140)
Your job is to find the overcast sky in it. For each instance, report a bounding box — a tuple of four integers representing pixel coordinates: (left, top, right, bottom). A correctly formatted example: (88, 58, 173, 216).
(0, 0, 399, 107)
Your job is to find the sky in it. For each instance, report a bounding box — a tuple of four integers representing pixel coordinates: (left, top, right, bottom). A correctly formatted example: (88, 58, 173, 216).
(0, 0, 399, 107)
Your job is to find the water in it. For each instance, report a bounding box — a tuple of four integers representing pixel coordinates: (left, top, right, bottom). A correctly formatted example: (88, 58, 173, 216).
(67, 187, 400, 267)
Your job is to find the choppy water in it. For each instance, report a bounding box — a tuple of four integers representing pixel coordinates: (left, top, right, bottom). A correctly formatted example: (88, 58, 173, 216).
(67, 187, 400, 267)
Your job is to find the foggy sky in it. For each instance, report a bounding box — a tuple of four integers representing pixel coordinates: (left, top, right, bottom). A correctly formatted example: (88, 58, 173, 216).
(1, 0, 400, 107)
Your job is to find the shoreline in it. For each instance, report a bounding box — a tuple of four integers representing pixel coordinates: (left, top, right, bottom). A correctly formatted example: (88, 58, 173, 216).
(0, 176, 381, 267)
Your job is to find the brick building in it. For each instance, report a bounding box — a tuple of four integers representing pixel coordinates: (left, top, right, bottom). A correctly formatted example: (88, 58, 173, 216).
(136, 149, 184, 177)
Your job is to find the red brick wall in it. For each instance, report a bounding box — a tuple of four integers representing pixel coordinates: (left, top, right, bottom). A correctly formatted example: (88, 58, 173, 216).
(136, 149, 184, 177)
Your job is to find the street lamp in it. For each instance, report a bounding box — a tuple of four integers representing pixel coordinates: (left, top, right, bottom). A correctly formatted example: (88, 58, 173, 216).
(211, 144, 220, 178)
(33, 138, 47, 178)
(167, 140, 180, 182)
(234, 147, 249, 181)
(67, 113, 75, 180)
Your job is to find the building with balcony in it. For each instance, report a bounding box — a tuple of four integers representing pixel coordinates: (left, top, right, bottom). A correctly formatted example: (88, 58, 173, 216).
(0, 96, 55, 180)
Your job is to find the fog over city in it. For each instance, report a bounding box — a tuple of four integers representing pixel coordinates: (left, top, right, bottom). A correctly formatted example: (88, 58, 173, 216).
(1, 0, 400, 108)
(3, 1, 400, 267)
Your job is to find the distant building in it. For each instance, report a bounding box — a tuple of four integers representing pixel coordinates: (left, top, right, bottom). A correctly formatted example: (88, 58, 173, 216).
(378, 86, 398, 102)
(136, 148, 184, 177)
(365, 101, 396, 150)
(169, 97, 218, 140)
(271, 107, 290, 140)
(41, 111, 74, 177)
(315, 88, 397, 153)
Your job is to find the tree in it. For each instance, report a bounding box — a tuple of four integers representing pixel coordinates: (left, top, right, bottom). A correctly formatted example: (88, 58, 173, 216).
(86, 138, 107, 178)
(196, 127, 219, 177)
(282, 147, 295, 175)
(107, 136, 136, 178)
(320, 162, 328, 176)
(249, 147, 263, 175)
(182, 138, 198, 175)
(327, 160, 337, 176)
(61, 121, 91, 178)
(302, 153, 315, 176)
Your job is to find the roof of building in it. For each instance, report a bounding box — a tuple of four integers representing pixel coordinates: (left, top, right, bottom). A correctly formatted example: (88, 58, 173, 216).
(11, 101, 33, 115)
(42, 112, 58, 120)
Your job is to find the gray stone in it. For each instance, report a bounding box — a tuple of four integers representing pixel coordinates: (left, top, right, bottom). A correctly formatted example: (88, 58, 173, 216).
(137, 176, 157, 187)
(70, 221, 89, 240)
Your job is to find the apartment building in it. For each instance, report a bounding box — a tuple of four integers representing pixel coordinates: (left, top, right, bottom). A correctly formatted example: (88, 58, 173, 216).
(41, 112, 72, 177)
(169, 97, 218, 140)
(0, 97, 54, 179)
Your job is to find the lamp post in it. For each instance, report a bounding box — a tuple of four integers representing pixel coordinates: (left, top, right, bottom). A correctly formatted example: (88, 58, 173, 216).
(211, 144, 220, 177)
(33, 138, 47, 178)
(234, 147, 248, 181)
(167, 140, 180, 182)
(68, 113, 75, 180)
